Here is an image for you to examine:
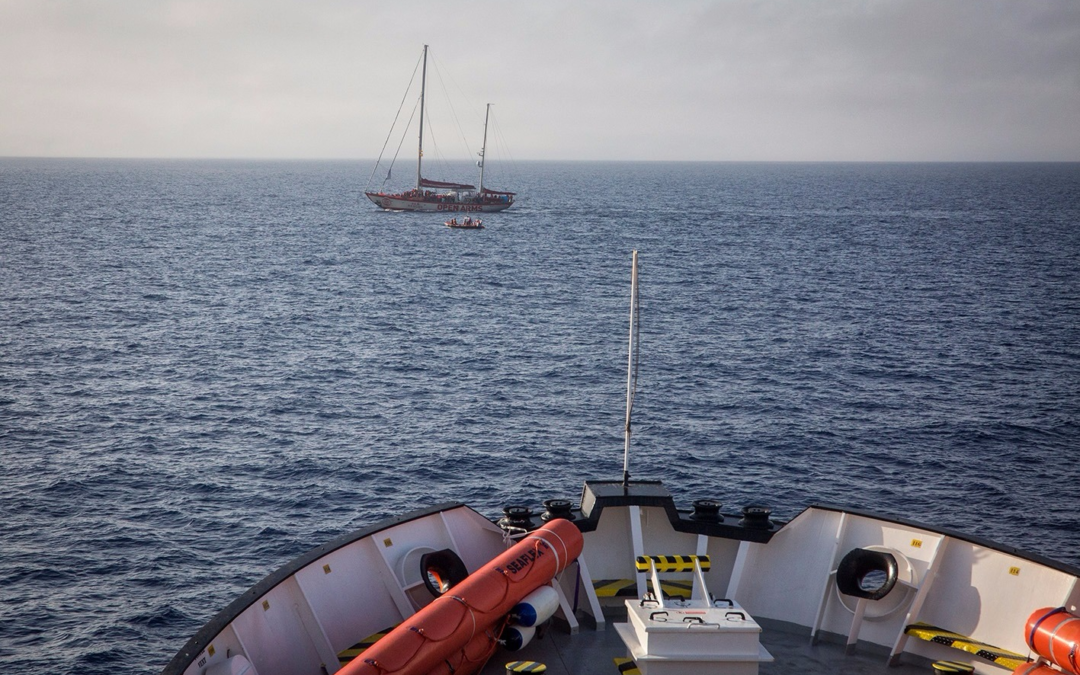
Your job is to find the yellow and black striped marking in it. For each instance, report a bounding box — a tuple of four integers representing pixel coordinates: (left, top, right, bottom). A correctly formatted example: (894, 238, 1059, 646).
(505, 661, 547, 673)
(932, 660, 975, 674)
(337, 625, 397, 666)
(593, 578, 693, 598)
(593, 578, 637, 598)
(904, 623, 1029, 670)
(634, 555, 711, 573)
(613, 657, 641, 675)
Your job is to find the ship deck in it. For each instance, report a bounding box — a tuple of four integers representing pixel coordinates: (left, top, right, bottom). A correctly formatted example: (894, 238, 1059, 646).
(478, 612, 935, 675)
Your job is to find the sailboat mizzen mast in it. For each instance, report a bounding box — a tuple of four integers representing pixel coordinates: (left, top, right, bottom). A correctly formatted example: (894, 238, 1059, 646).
(416, 45, 428, 192)
(623, 250, 639, 488)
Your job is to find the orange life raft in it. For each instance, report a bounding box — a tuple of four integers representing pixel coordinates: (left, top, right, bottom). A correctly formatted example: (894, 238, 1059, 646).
(340, 518, 583, 675)
(1025, 606, 1080, 675)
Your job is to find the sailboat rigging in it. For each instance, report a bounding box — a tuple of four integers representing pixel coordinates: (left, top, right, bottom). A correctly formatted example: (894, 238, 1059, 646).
(365, 45, 516, 213)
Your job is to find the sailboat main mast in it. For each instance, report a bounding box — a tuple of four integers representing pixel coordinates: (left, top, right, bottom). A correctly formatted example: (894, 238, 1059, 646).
(365, 46, 515, 213)
(416, 44, 427, 193)
(478, 103, 490, 194)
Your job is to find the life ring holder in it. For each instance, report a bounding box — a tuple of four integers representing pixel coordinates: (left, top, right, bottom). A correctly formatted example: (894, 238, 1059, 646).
(834, 545, 917, 620)
(399, 546, 438, 588)
(400, 545, 467, 593)
(419, 549, 470, 597)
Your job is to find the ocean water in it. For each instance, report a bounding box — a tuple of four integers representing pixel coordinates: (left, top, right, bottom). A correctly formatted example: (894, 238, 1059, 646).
(1, 159, 1078, 674)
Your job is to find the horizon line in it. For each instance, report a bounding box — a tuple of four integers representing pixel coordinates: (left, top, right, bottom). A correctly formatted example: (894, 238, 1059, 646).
(3, 155, 1079, 165)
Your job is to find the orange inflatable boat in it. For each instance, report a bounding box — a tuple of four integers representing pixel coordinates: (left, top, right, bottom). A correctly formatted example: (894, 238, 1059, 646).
(340, 518, 583, 675)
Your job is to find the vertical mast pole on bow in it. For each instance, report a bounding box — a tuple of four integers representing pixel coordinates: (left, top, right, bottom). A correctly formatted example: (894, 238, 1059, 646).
(623, 250, 639, 488)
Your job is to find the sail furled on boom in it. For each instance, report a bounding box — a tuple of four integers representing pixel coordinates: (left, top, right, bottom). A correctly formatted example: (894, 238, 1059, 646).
(419, 178, 476, 190)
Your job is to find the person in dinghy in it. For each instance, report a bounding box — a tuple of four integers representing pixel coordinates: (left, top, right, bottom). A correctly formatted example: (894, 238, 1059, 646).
(446, 216, 484, 229)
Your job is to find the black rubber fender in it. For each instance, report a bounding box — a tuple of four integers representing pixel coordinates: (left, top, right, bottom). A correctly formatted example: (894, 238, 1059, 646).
(836, 547, 898, 600)
(420, 548, 469, 597)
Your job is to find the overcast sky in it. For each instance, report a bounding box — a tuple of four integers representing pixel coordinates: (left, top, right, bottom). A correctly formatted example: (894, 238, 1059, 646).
(2, 0, 1078, 161)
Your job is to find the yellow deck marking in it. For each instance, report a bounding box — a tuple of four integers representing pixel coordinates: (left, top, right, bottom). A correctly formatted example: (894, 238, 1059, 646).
(904, 623, 1029, 670)
(931, 660, 974, 674)
(337, 625, 398, 666)
(634, 555, 711, 572)
(505, 661, 547, 673)
(593, 578, 693, 598)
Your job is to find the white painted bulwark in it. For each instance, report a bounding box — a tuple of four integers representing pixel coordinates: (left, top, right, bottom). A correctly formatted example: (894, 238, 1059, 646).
(164, 488, 1080, 675)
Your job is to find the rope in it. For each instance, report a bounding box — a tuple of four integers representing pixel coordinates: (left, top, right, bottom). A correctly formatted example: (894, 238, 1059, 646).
(407, 595, 477, 643)
(383, 99, 420, 186)
(530, 529, 566, 576)
(366, 53, 423, 189)
(428, 54, 475, 162)
(485, 112, 520, 196)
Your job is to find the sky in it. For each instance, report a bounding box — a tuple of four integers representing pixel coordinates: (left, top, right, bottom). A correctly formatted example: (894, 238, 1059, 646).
(2, 0, 1079, 162)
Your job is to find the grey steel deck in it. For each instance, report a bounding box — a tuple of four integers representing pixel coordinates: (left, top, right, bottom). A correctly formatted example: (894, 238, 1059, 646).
(479, 612, 938, 675)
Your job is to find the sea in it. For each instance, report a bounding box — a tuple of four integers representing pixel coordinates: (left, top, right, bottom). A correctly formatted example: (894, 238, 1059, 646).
(1, 158, 1078, 674)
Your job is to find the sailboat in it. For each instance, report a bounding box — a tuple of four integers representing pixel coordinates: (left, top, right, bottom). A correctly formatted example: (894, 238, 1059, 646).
(365, 46, 516, 213)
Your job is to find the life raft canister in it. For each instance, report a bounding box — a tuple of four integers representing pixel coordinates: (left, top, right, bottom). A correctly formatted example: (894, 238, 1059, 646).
(509, 586, 560, 627)
(1025, 606, 1080, 675)
(499, 624, 535, 652)
(340, 518, 583, 675)
(499, 585, 562, 653)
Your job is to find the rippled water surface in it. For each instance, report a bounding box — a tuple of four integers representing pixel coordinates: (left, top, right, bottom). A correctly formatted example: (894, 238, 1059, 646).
(2, 159, 1079, 674)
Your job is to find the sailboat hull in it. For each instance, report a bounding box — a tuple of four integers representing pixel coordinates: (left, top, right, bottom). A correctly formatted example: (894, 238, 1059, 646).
(365, 192, 513, 213)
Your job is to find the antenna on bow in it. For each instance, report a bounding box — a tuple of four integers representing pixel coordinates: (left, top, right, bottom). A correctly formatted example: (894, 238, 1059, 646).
(622, 251, 640, 489)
